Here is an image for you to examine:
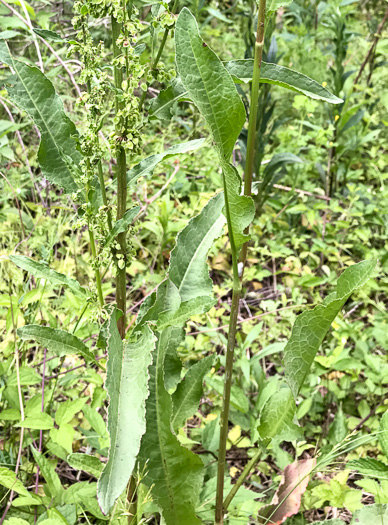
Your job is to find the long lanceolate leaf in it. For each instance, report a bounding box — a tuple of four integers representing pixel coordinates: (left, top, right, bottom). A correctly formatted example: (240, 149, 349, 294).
(0, 42, 80, 193)
(97, 313, 156, 515)
(169, 191, 226, 301)
(150, 59, 342, 121)
(9, 255, 88, 298)
(284, 260, 376, 398)
(138, 326, 204, 525)
(225, 61, 343, 104)
(175, 8, 255, 252)
(17, 325, 97, 364)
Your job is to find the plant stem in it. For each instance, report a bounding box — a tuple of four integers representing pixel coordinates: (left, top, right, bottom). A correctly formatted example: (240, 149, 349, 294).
(88, 224, 104, 308)
(215, 3, 266, 523)
(112, 15, 128, 339)
(240, 0, 267, 269)
(223, 448, 261, 511)
(215, 286, 240, 525)
(138, 0, 179, 111)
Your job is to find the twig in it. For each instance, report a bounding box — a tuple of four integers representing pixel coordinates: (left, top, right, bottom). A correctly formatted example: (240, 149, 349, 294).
(272, 183, 331, 201)
(353, 7, 388, 86)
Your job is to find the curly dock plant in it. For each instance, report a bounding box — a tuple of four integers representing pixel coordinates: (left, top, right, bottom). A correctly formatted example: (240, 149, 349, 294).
(0, 1, 378, 525)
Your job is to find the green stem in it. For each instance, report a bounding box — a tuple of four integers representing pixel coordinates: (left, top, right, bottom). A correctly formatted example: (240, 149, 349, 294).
(240, 0, 267, 269)
(223, 448, 261, 511)
(112, 15, 128, 339)
(88, 225, 104, 308)
(215, 3, 266, 523)
(215, 285, 240, 525)
(97, 161, 113, 231)
(138, 0, 179, 110)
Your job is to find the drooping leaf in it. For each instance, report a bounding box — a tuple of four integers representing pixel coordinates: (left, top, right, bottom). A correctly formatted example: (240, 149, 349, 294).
(31, 447, 63, 500)
(138, 327, 204, 525)
(258, 458, 316, 524)
(350, 504, 388, 524)
(0, 43, 81, 192)
(175, 8, 254, 252)
(0, 467, 30, 497)
(67, 454, 104, 479)
(9, 255, 88, 298)
(172, 355, 214, 431)
(103, 206, 141, 247)
(225, 60, 342, 104)
(97, 313, 156, 515)
(257, 385, 302, 442)
(169, 192, 225, 302)
(17, 325, 96, 364)
(379, 412, 388, 458)
(284, 260, 376, 398)
(127, 139, 205, 185)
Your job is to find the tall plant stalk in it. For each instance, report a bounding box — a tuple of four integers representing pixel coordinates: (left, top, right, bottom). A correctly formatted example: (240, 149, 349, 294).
(240, 0, 267, 270)
(111, 15, 128, 339)
(215, 1, 266, 523)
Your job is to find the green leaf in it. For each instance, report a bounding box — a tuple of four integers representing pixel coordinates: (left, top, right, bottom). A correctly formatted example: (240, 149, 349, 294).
(9, 256, 87, 298)
(0, 408, 21, 420)
(33, 29, 65, 42)
(157, 296, 216, 330)
(138, 327, 204, 524)
(284, 260, 376, 398)
(169, 192, 225, 302)
(175, 8, 254, 251)
(31, 447, 63, 500)
(83, 404, 107, 437)
(351, 504, 388, 524)
(175, 9, 244, 160)
(380, 412, 388, 458)
(8, 366, 41, 386)
(266, 0, 294, 13)
(17, 325, 96, 364)
(127, 139, 205, 185)
(148, 78, 186, 120)
(4, 518, 30, 525)
(257, 386, 302, 442)
(55, 398, 86, 426)
(0, 43, 81, 192)
(103, 206, 141, 247)
(67, 453, 104, 478)
(16, 413, 54, 430)
(97, 313, 156, 515)
(347, 458, 388, 479)
(0, 467, 30, 496)
(224, 60, 343, 104)
(50, 424, 74, 454)
(172, 355, 214, 431)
